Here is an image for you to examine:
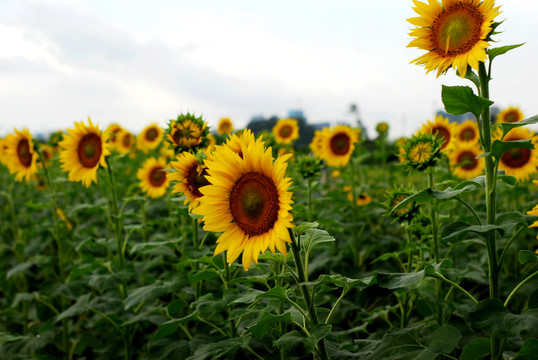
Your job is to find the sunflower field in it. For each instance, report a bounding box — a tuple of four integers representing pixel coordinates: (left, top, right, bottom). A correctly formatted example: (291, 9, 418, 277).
(1, 1, 538, 360)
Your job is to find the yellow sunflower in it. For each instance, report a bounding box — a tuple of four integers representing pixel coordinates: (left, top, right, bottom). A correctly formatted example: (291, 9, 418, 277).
(224, 129, 259, 157)
(193, 135, 294, 271)
(105, 123, 123, 150)
(319, 125, 359, 167)
(137, 157, 170, 198)
(497, 106, 524, 124)
(4, 128, 39, 182)
(497, 127, 538, 182)
(168, 118, 207, 150)
(449, 142, 484, 179)
(137, 123, 163, 152)
(38, 143, 55, 167)
(0, 138, 8, 165)
(116, 130, 135, 154)
(168, 152, 210, 211)
(273, 118, 300, 145)
(408, 0, 501, 77)
(310, 129, 327, 158)
(420, 115, 456, 151)
(345, 186, 372, 206)
(59, 117, 110, 188)
(207, 133, 217, 147)
(395, 137, 407, 163)
(455, 120, 480, 143)
(217, 117, 234, 135)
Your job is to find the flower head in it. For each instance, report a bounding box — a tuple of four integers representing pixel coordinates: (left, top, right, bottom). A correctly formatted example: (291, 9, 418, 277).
(449, 141, 485, 179)
(419, 114, 457, 151)
(456, 120, 480, 143)
(497, 127, 538, 182)
(137, 123, 163, 152)
(273, 118, 299, 145)
(168, 151, 210, 211)
(59, 117, 110, 187)
(4, 128, 39, 182)
(166, 114, 209, 153)
(319, 125, 360, 167)
(217, 117, 234, 135)
(193, 134, 294, 271)
(408, 0, 501, 77)
(402, 132, 443, 171)
(497, 106, 524, 124)
(137, 157, 170, 198)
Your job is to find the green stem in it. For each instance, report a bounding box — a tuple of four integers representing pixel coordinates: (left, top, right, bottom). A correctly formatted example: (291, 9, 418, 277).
(325, 288, 349, 324)
(479, 60, 501, 360)
(504, 270, 538, 308)
(288, 228, 329, 360)
(223, 256, 238, 338)
(105, 157, 124, 266)
(455, 197, 482, 225)
(307, 178, 313, 222)
(432, 272, 478, 304)
(192, 217, 199, 248)
(428, 167, 443, 325)
(497, 226, 525, 270)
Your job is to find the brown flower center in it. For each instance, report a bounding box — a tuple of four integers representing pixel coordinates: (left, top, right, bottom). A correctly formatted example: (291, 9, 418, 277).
(17, 139, 32, 167)
(149, 166, 166, 187)
(229, 172, 280, 236)
(77, 133, 102, 168)
(503, 110, 520, 123)
(457, 150, 478, 170)
(431, 126, 451, 149)
(145, 128, 158, 141)
(501, 147, 531, 168)
(186, 165, 209, 198)
(459, 126, 476, 141)
(431, 3, 483, 57)
(329, 132, 351, 156)
(279, 125, 293, 138)
(122, 133, 132, 147)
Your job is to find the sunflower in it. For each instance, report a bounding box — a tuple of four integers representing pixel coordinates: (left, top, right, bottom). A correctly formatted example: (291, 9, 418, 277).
(4, 128, 39, 182)
(420, 114, 456, 151)
(224, 129, 259, 157)
(395, 137, 407, 163)
(39, 143, 55, 167)
(0, 138, 9, 165)
(402, 132, 443, 171)
(273, 118, 299, 145)
(386, 188, 420, 223)
(167, 114, 209, 153)
(137, 157, 170, 198)
(319, 125, 360, 167)
(309, 129, 327, 158)
(217, 117, 234, 135)
(105, 123, 123, 150)
(193, 135, 294, 271)
(207, 133, 217, 147)
(455, 120, 480, 143)
(376, 122, 389, 135)
(497, 106, 524, 124)
(449, 142, 484, 179)
(59, 118, 110, 188)
(168, 152, 210, 211)
(497, 127, 538, 182)
(116, 130, 135, 154)
(137, 123, 163, 152)
(408, 0, 501, 77)
(345, 186, 372, 206)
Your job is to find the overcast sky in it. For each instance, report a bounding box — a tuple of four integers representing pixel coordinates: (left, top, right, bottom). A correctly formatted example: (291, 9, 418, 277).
(1, 0, 537, 139)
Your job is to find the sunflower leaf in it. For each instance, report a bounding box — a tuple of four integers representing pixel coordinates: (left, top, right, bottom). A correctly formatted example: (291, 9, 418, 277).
(498, 115, 538, 138)
(518, 250, 538, 265)
(441, 85, 494, 119)
(490, 139, 534, 160)
(488, 43, 525, 62)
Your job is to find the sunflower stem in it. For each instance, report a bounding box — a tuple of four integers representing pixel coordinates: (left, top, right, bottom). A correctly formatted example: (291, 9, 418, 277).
(105, 157, 124, 266)
(427, 166, 443, 325)
(479, 60, 501, 360)
(288, 228, 329, 360)
(307, 178, 313, 222)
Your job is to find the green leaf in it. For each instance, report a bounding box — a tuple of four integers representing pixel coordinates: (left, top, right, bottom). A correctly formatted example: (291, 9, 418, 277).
(454, 170, 516, 189)
(302, 228, 335, 254)
(488, 43, 524, 61)
(491, 139, 534, 160)
(460, 338, 490, 360)
(496, 211, 535, 235)
(124, 279, 184, 310)
(186, 338, 243, 360)
(229, 288, 264, 305)
(375, 270, 425, 290)
(56, 294, 95, 322)
(255, 285, 291, 304)
(188, 268, 219, 287)
(293, 221, 319, 235)
(514, 338, 538, 360)
(442, 85, 494, 118)
(317, 274, 367, 290)
(518, 250, 538, 264)
(152, 312, 199, 341)
(274, 330, 317, 357)
(248, 311, 293, 338)
(129, 238, 181, 255)
(441, 223, 503, 242)
(392, 185, 476, 213)
(469, 299, 538, 338)
(427, 324, 461, 354)
(499, 115, 538, 138)
(424, 259, 453, 277)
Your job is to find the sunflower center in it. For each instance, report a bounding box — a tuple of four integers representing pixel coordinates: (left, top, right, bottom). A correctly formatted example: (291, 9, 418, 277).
(229, 172, 280, 236)
(432, 4, 482, 56)
(146, 128, 158, 141)
(77, 133, 102, 168)
(460, 127, 476, 141)
(431, 126, 450, 149)
(122, 134, 131, 147)
(457, 151, 478, 170)
(358, 194, 366, 200)
(504, 111, 520, 123)
(17, 139, 32, 167)
(279, 125, 293, 138)
(149, 166, 166, 187)
(330, 133, 351, 156)
(187, 165, 209, 198)
(502, 147, 531, 168)
(409, 142, 433, 163)
(221, 122, 231, 132)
